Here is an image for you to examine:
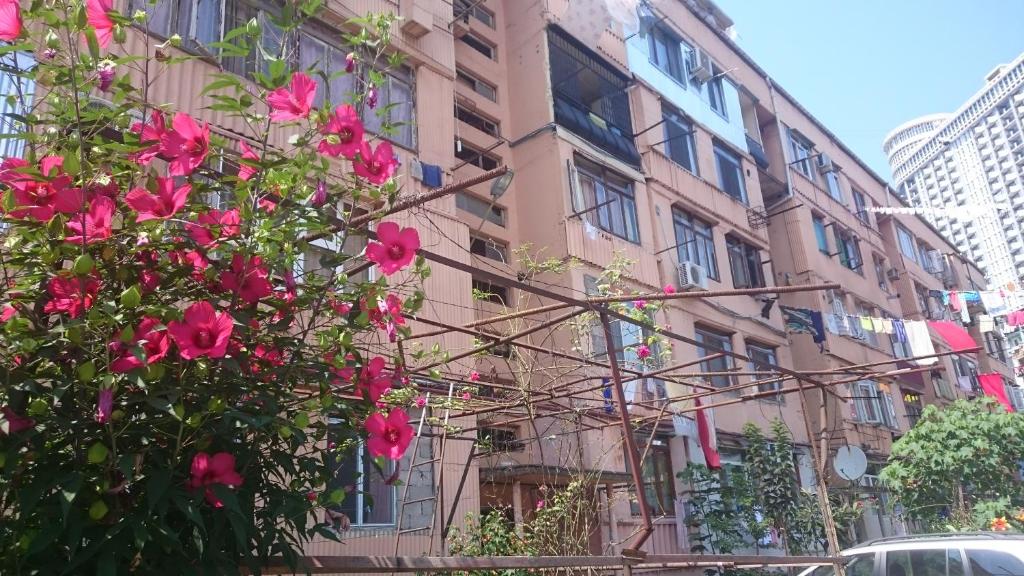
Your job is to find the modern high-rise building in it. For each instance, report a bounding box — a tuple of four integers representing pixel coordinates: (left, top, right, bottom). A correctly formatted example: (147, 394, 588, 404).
(884, 53, 1024, 288)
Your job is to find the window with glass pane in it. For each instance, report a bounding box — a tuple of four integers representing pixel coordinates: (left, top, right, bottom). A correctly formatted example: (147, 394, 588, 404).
(708, 75, 727, 117)
(630, 439, 676, 516)
(852, 189, 871, 225)
(808, 553, 874, 576)
(853, 381, 882, 424)
(787, 128, 815, 180)
(897, 225, 918, 263)
(813, 215, 829, 254)
(456, 192, 506, 226)
(725, 235, 764, 288)
(131, 0, 223, 51)
(874, 255, 889, 292)
(648, 25, 686, 83)
(576, 158, 639, 243)
(662, 105, 696, 172)
(825, 171, 843, 202)
(456, 69, 496, 101)
(0, 52, 34, 160)
(696, 327, 733, 390)
(713, 141, 747, 203)
(747, 343, 781, 400)
(834, 227, 863, 272)
(888, 548, 968, 576)
(672, 208, 718, 280)
(327, 439, 396, 527)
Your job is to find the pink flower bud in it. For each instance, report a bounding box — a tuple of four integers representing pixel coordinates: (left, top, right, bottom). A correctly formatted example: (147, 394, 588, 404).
(469, 370, 480, 382)
(345, 52, 356, 73)
(312, 179, 327, 207)
(663, 284, 676, 295)
(366, 86, 378, 109)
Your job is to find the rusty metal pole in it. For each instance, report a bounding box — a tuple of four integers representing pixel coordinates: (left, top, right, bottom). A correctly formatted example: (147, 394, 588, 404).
(599, 312, 653, 553)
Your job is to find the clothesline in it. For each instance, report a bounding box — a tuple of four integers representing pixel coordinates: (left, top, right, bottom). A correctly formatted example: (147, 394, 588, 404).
(867, 204, 1009, 217)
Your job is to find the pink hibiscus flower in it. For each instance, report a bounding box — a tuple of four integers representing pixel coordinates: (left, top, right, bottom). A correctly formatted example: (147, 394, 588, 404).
(636, 344, 651, 359)
(238, 141, 260, 181)
(366, 293, 406, 341)
(125, 177, 191, 222)
(356, 356, 392, 402)
(353, 140, 398, 186)
(1, 156, 77, 221)
(318, 104, 364, 159)
(365, 409, 413, 461)
(365, 222, 420, 276)
(85, 0, 114, 48)
(43, 273, 101, 318)
(1, 304, 16, 322)
(168, 301, 233, 360)
(188, 452, 244, 508)
(1, 406, 33, 435)
(220, 253, 273, 305)
(130, 110, 168, 165)
(110, 316, 170, 373)
(186, 208, 241, 248)
(65, 196, 115, 244)
(160, 113, 210, 177)
(95, 389, 113, 424)
(267, 72, 317, 122)
(0, 0, 22, 42)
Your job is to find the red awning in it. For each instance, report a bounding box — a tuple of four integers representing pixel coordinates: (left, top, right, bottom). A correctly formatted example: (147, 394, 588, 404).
(927, 321, 978, 354)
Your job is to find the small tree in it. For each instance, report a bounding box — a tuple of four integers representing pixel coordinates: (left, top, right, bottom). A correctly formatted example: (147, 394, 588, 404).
(880, 398, 1024, 530)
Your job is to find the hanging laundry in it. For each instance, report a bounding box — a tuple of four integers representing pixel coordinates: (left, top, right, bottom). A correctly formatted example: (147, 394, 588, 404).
(780, 306, 826, 349)
(871, 317, 885, 333)
(904, 320, 937, 365)
(695, 398, 721, 469)
(892, 319, 908, 343)
(881, 318, 894, 334)
(1007, 310, 1024, 327)
(928, 320, 978, 353)
(960, 298, 971, 325)
(978, 315, 995, 333)
(602, 377, 614, 414)
(978, 373, 1015, 412)
(859, 316, 874, 332)
(962, 291, 981, 303)
(980, 291, 1009, 316)
(957, 375, 975, 393)
(825, 314, 842, 335)
(949, 292, 961, 312)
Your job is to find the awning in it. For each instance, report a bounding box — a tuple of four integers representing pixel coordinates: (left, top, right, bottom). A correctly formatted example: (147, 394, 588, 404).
(927, 320, 978, 354)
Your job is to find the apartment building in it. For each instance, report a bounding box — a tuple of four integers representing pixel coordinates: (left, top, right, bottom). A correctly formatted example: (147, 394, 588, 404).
(885, 54, 1024, 289)
(44, 0, 1020, 562)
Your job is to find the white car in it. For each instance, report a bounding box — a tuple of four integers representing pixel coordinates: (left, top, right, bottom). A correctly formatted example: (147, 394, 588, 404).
(797, 533, 1024, 576)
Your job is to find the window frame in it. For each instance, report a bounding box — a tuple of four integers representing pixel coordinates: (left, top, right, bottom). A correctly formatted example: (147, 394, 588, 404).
(787, 127, 815, 181)
(327, 435, 398, 528)
(708, 73, 728, 118)
(695, 326, 734, 390)
(631, 437, 676, 516)
(896, 225, 918, 263)
(851, 189, 872, 226)
(454, 0, 495, 28)
(460, 31, 496, 60)
(469, 234, 508, 262)
(813, 215, 830, 255)
(647, 25, 687, 84)
(662, 104, 697, 173)
(747, 342, 782, 401)
(456, 68, 497, 102)
(725, 235, 765, 289)
(834, 226, 863, 272)
(712, 141, 747, 203)
(574, 157, 640, 243)
(824, 170, 844, 203)
(672, 208, 718, 280)
(456, 192, 506, 227)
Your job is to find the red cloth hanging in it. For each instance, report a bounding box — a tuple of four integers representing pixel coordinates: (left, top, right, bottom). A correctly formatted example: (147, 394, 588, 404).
(978, 373, 1014, 412)
(695, 397, 721, 469)
(949, 292, 961, 312)
(927, 320, 977, 353)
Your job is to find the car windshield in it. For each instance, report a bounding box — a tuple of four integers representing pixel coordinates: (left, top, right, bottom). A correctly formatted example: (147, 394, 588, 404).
(808, 553, 873, 576)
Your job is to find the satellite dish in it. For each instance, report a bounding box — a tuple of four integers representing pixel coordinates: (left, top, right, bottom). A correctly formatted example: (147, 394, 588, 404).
(833, 445, 867, 481)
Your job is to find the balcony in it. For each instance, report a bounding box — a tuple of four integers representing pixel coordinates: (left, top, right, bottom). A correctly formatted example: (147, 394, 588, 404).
(746, 134, 769, 169)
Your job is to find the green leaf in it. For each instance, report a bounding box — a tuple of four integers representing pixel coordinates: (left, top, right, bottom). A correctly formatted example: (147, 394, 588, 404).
(60, 473, 83, 526)
(87, 442, 109, 464)
(89, 500, 108, 521)
(120, 285, 141, 308)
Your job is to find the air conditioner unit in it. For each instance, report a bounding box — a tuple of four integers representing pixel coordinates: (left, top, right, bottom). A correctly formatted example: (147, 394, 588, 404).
(816, 153, 836, 174)
(886, 268, 901, 281)
(688, 49, 714, 84)
(677, 261, 709, 291)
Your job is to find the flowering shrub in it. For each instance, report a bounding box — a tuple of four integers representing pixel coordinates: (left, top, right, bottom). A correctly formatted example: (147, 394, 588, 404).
(0, 2, 430, 573)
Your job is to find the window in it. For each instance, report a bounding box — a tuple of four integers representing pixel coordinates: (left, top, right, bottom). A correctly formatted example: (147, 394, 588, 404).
(672, 209, 718, 280)
(747, 343, 781, 400)
(984, 331, 1008, 363)
(932, 372, 955, 400)
(454, 0, 494, 28)
(852, 189, 872, 226)
(897, 225, 918, 263)
(713, 142, 747, 203)
(874, 255, 889, 293)
(472, 278, 508, 305)
(456, 69, 497, 101)
(0, 52, 34, 160)
(915, 283, 933, 318)
(855, 302, 878, 347)
(479, 427, 524, 452)
(807, 553, 874, 576)
(853, 381, 882, 424)
(662, 104, 697, 173)
(359, 65, 415, 149)
(454, 140, 500, 170)
(952, 356, 979, 393)
(725, 235, 765, 288)
(455, 105, 499, 137)
(834, 227, 863, 272)
(813, 215, 830, 254)
(298, 204, 370, 284)
(130, 0, 223, 52)
(585, 276, 655, 369)
(328, 439, 396, 526)
(648, 25, 686, 83)
(456, 192, 506, 227)
(708, 74, 727, 118)
(825, 171, 843, 203)
(460, 32, 495, 59)
(574, 158, 640, 243)
(903, 392, 923, 427)
(888, 548, 966, 576)
(631, 437, 676, 516)
(695, 326, 734, 390)
(787, 127, 815, 180)
(469, 235, 508, 262)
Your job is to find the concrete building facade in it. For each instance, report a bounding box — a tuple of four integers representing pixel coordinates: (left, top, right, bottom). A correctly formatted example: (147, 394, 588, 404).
(37, 0, 1020, 562)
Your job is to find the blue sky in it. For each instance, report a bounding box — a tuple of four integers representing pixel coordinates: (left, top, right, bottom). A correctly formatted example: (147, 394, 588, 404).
(715, 0, 1024, 179)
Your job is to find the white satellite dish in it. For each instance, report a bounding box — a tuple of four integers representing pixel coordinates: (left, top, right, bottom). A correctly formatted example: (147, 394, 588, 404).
(833, 445, 867, 481)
